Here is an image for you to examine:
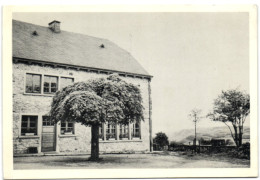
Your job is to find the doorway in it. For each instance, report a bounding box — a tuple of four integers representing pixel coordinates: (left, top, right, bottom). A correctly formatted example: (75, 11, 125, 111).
(41, 116, 56, 152)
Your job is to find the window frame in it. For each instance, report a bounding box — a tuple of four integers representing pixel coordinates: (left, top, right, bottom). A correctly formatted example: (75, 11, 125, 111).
(24, 71, 74, 96)
(99, 121, 142, 142)
(60, 121, 75, 135)
(99, 124, 104, 140)
(20, 115, 38, 136)
(25, 73, 42, 94)
(119, 124, 129, 140)
(42, 116, 54, 126)
(106, 122, 117, 140)
(60, 77, 74, 90)
(43, 75, 59, 94)
(131, 121, 141, 139)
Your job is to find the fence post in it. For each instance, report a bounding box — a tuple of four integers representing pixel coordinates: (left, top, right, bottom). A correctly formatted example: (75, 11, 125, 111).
(199, 140, 201, 153)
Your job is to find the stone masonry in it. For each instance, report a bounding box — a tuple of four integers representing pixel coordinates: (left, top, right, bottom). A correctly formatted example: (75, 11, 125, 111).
(13, 62, 151, 154)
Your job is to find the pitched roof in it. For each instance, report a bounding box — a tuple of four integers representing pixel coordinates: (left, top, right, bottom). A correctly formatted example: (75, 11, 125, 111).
(12, 20, 151, 77)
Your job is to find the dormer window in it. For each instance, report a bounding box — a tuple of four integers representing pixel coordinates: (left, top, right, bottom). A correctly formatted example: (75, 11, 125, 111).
(48, 20, 61, 33)
(32, 31, 38, 36)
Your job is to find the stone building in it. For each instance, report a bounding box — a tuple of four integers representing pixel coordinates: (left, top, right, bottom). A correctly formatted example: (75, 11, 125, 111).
(12, 20, 152, 155)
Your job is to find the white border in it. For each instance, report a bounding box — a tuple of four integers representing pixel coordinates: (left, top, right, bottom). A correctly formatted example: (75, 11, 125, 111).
(2, 5, 258, 179)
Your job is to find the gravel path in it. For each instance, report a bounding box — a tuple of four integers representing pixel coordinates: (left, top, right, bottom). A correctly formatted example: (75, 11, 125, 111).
(13, 151, 250, 169)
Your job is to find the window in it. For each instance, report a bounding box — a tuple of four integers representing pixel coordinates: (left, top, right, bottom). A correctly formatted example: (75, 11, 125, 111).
(25, 74, 41, 93)
(42, 116, 54, 126)
(98, 122, 141, 141)
(119, 124, 129, 140)
(21, 115, 38, 136)
(44, 75, 58, 94)
(60, 121, 74, 135)
(106, 122, 116, 140)
(132, 121, 141, 139)
(99, 125, 104, 140)
(60, 77, 74, 89)
(25, 73, 74, 95)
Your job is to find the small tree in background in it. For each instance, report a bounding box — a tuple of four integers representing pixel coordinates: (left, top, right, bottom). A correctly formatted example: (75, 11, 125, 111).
(207, 89, 250, 147)
(49, 74, 144, 160)
(188, 108, 202, 147)
(154, 132, 169, 150)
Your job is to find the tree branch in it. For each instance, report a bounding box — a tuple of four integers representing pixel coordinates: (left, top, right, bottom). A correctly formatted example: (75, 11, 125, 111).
(242, 115, 247, 124)
(223, 121, 235, 141)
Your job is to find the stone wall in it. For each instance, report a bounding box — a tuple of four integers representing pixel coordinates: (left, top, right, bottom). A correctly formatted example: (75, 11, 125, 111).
(13, 62, 151, 154)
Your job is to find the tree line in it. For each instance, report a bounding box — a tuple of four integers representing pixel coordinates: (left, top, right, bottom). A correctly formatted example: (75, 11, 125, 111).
(155, 89, 250, 150)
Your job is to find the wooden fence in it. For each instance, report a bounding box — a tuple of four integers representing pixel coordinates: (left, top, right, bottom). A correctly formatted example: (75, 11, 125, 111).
(168, 145, 237, 153)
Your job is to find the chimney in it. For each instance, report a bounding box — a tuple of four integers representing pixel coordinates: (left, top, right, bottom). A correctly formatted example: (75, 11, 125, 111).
(48, 20, 61, 33)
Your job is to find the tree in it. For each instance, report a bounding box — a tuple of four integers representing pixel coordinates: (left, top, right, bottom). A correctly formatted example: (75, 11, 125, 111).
(207, 89, 250, 147)
(49, 74, 144, 160)
(188, 108, 202, 147)
(154, 132, 169, 150)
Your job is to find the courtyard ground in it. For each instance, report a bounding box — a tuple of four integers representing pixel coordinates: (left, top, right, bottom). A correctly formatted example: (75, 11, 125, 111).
(13, 151, 250, 169)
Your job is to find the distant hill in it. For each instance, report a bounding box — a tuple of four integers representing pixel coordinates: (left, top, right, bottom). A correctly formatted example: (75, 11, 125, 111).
(169, 126, 250, 144)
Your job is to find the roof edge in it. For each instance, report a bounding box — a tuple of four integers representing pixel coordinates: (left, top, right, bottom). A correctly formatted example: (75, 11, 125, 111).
(13, 57, 153, 80)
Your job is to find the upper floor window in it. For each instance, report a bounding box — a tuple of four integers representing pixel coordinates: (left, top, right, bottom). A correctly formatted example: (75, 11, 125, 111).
(60, 121, 74, 135)
(25, 73, 74, 95)
(60, 77, 74, 89)
(21, 115, 38, 136)
(44, 75, 58, 94)
(25, 74, 41, 93)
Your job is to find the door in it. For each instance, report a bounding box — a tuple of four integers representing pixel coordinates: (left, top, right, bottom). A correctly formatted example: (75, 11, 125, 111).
(41, 116, 56, 152)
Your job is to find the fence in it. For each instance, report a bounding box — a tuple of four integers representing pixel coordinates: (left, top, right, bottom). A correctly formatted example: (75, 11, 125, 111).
(169, 144, 237, 152)
(168, 143, 250, 159)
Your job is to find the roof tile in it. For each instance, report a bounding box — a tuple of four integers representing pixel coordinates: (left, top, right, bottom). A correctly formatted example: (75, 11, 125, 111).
(13, 20, 150, 77)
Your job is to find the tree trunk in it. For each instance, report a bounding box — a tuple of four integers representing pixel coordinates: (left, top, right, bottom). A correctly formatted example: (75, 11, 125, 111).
(90, 124, 99, 161)
(238, 126, 243, 147)
(233, 125, 239, 147)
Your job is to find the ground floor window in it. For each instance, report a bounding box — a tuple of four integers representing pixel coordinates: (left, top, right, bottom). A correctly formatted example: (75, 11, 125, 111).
(99, 124, 104, 140)
(21, 115, 38, 136)
(132, 121, 141, 139)
(106, 122, 116, 140)
(60, 121, 74, 135)
(119, 124, 129, 139)
(98, 121, 141, 141)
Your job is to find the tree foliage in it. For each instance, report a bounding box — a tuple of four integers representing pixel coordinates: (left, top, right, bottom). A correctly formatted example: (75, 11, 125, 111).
(50, 74, 144, 126)
(188, 109, 202, 123)
(154, 132, 169, 148)
(49, 74, 144, 160)
(207, 89, 250, 147)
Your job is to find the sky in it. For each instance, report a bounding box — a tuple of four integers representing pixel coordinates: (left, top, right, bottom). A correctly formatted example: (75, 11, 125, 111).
(13, 12, 250, 139)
